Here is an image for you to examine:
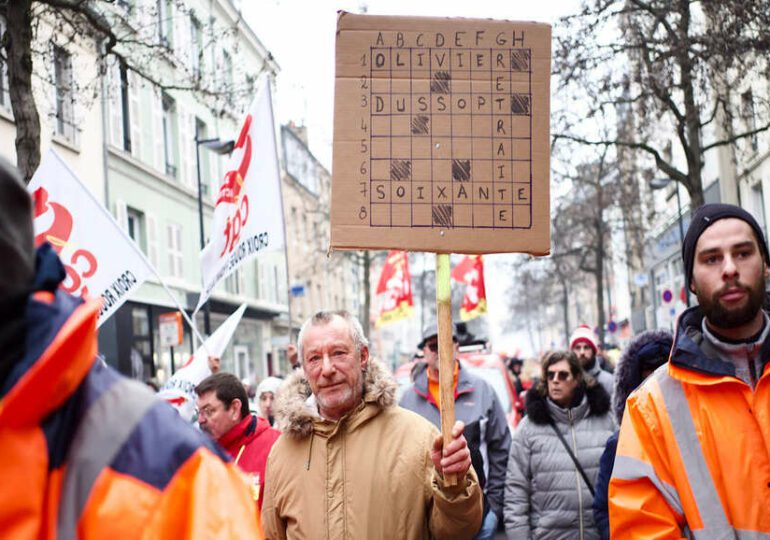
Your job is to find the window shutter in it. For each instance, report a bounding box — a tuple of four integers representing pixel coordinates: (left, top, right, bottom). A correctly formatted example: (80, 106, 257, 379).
(166, 223, 175, 276)
(177, 103, 189, 187)
(128, 70, 141, 159)
(107, 61, 123, 148)
(153, 86, 164, 173)
(146, 213, 159, 269)
(173, 6, 191, 73)
(174, 225, 183, 277)
(115, 199, 128, 232)
(188, 115, 198, 189)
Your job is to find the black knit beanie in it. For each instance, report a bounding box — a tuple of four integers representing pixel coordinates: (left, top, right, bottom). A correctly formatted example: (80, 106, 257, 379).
(682, 203, 770, 290)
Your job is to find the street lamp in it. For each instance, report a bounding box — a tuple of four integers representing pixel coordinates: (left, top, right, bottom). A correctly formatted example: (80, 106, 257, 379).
(195, 136, 235, 335)
(650, 177, 690, 307)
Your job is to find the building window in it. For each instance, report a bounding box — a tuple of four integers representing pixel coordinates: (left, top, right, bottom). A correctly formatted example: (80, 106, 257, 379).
(195, 117, 209, 194)
(117, 0, 134, 14)
(157, 0, 173, 48)
(225, 267, 246, 295)
(119, 61, 132, 152)
(0, 17, 10, 112)
(166, 222, 183, 278)
(223, 50, 233, 100)
(126, 207, 147, 252)
(751, 182, 767, 239)
(741, 90, 758, 153)
(190, 16, 203, 79)
(53, 46, 77, 144)
(162, 92, 176, 177)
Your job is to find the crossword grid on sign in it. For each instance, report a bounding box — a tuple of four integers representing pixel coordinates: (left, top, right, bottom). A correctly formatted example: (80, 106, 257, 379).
(368, 47, 533, 229)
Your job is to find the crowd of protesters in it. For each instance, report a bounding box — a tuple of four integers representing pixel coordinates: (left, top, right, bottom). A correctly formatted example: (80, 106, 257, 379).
(4, 151, 770, 539)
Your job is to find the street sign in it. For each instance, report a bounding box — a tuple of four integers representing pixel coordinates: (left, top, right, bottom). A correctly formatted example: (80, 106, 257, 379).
(662, 289, 673, 304)
(607, 320, 617, 333)
(290, 282, 306, 297)
(633, 273, 649, 287)
(159, 312, 183, 347)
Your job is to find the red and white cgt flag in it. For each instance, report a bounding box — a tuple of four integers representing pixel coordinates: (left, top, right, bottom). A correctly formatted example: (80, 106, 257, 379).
(28, 150, 152, 326)
(197, 78, 285, 312)
(451, 255, 488, 321)
(375, 251, 414, 327)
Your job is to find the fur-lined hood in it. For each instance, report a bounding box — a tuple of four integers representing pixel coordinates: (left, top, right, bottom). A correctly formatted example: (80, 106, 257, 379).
(274, 358, 397, 438)
(612, 329, 672, 424)
(526, 381, 610, 426)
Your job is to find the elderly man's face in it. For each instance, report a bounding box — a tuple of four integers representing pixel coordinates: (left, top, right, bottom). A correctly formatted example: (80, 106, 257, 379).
(301, 316, 368, 421)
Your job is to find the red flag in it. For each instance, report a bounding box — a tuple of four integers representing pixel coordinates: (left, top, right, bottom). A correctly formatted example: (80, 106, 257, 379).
(451, 255, 487, 321)
(375, 251, 414, 327)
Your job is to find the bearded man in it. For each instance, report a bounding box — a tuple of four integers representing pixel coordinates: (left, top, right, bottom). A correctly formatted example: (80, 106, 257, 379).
(609, 204, 770, 538)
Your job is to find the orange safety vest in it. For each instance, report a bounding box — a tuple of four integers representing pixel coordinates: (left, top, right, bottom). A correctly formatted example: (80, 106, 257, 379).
(0, 290, 263, 539)
(609, 312, 770, 539)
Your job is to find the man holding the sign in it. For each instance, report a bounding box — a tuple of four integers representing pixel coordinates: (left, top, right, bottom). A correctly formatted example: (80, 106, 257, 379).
(262, 310, 483, 539)
(0, 159, 262, 538)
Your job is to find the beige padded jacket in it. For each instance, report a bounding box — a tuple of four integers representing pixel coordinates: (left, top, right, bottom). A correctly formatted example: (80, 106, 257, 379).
(262, 359, 483, 540)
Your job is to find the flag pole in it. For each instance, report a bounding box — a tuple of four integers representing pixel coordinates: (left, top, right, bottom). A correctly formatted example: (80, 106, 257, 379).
(266, 75, 295, 359)
(435, 252, 457, 486)
(44, 151, 209, 357)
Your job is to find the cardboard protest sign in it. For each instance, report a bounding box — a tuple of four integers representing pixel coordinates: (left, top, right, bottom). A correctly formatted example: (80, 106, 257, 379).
(28, 149, 152, 326)
(331, 12, 551, 255)
(197, 78, 284, 311)
(159, 303, 248, 421)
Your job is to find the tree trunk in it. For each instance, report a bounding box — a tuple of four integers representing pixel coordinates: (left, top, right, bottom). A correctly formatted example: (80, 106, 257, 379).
(561, 276, 570, 346)
(6, 0, 40, 183)
(595, 217, 606, 345)
(675, 0, 705, 210)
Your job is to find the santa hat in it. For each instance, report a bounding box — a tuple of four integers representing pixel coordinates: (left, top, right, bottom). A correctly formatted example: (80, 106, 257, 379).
(569, 325, 598, 353)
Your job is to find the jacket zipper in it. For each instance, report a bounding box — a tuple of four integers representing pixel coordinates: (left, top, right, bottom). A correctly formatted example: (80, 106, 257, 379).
(569, 409, 584, 540)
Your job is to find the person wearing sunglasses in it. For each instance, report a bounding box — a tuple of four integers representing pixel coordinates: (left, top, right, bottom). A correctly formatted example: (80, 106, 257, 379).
(400, 323, 511, 540)
(504, 350, 613, 540)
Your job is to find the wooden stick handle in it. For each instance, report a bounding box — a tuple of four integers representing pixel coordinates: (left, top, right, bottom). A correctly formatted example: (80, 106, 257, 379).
(435, 253, 457, 486)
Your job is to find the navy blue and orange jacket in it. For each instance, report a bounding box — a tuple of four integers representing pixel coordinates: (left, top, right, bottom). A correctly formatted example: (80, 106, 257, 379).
(0, 245, 263, 539)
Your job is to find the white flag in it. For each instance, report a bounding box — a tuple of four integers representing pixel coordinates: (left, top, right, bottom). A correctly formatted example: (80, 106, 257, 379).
(158, 303, 248, 421)
(197, 78, 284, 311)
(28, 150, 152, 326)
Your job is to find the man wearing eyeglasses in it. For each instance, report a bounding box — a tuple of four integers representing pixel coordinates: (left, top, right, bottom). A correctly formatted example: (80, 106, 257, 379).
(196, 372, 280, 508)
(400, 323, 511, 540)
(262, 311, 483, 539)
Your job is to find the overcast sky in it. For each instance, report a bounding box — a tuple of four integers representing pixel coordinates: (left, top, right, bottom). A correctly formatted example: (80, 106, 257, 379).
(243, 0, 578, 168)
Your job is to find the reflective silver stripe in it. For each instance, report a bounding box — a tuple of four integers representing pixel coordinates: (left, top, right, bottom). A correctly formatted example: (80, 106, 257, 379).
(734, 531, 770, 540)
(57, 378, 157, 540)
(612, 455, 684, 517)
(657, 373, 734, 539)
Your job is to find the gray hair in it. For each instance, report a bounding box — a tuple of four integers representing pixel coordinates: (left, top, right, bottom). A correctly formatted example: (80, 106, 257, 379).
(296, 310, 369, 364)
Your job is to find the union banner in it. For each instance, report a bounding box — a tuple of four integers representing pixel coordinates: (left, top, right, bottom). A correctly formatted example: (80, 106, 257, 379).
(375, 250, 414, 327)
(451, 255, 487, 321)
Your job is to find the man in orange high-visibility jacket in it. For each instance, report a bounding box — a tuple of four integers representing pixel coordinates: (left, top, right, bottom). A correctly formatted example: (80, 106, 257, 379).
(610, 203, 770, 538)
(0, 158, 263, 539)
